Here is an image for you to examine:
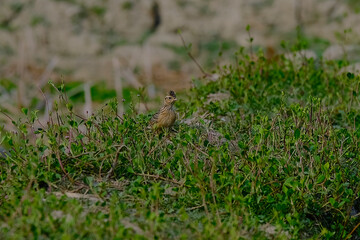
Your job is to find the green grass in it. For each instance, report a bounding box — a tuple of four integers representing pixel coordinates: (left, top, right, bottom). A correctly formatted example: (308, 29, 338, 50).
(1, 47, 360, 239)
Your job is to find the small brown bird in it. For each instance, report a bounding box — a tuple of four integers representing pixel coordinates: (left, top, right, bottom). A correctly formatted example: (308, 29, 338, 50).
(149, 91, 177, 130)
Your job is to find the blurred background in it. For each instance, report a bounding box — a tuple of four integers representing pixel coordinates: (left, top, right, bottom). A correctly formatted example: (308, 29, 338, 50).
(1, 0, 360, 130)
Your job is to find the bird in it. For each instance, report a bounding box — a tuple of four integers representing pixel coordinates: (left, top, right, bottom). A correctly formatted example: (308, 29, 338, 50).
(149, 90, 177, 130)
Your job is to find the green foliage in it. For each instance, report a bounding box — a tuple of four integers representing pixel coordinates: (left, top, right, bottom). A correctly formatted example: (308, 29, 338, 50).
(0, 78, 16, 91)
(346, 0, 360, 12)
(1, 47, 360, 239)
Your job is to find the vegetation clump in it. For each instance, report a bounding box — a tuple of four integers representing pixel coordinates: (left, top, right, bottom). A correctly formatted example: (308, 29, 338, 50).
(1, 47, 360, 239)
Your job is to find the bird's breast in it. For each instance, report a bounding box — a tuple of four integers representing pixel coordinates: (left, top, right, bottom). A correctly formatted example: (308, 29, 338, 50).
(158, 109, 176, 127)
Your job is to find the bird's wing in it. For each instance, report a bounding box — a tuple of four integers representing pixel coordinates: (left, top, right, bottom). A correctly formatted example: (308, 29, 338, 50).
(149, 111, 160, 125)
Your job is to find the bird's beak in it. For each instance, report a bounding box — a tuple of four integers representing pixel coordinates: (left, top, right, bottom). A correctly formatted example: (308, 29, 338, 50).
(174, 98, 177, 101)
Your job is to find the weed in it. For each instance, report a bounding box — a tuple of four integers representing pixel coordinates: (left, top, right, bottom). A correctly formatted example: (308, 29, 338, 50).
(1, 44, 360, 239)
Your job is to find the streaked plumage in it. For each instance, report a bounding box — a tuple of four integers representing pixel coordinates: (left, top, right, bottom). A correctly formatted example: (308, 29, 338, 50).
(149, 91, 177, 130)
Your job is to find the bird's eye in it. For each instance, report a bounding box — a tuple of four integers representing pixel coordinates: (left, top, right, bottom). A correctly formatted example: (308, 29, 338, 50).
(169, 97, 172, 100)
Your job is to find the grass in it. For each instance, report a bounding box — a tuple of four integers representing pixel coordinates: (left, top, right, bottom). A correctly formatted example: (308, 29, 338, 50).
(1, 46, 360, 239)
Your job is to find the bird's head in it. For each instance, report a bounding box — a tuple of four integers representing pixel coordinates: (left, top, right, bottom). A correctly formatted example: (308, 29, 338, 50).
(164, 90, 177, 106)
